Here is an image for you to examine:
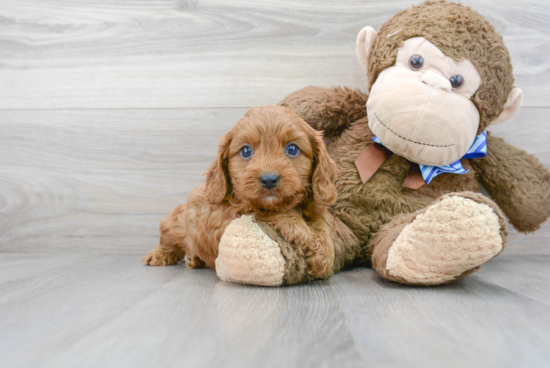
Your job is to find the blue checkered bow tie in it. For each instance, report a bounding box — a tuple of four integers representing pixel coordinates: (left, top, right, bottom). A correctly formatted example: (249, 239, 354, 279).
(372, 131, 487, 184)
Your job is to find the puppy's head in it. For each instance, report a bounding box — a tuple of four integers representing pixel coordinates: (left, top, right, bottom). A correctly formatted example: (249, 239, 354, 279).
(205, 105, 337, 211)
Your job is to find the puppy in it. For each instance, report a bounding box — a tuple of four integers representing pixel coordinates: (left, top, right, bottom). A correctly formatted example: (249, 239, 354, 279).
(143, 105, 338, 278)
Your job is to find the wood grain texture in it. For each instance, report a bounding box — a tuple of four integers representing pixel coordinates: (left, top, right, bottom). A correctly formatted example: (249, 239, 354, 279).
(479, 256, 550, 306)
(1, 107, 549, 254)
(0, 0, 548, 109)
(1, 253, 550, 368)
(332, 258, 550, 368)
(0, 108, 248, 253)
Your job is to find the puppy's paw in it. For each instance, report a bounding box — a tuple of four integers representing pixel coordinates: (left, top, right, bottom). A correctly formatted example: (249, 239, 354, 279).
(142, 246, 180, 266)
(215, 215, 286, 286)
(305, 250, 334, 279)
(183, 254, 205, 269)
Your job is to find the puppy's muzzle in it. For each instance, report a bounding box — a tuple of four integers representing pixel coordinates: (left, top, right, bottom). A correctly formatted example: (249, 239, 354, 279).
(260, 173, 279, 190)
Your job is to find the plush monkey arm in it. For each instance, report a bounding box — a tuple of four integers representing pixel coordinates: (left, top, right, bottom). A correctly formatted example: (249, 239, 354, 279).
(471, 133, 550, 233)
(278, 86, 368, 138)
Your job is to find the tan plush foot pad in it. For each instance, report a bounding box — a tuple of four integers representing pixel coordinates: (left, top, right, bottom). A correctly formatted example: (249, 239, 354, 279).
(215, 215, 286, 286)
(386, 196, 503, 284)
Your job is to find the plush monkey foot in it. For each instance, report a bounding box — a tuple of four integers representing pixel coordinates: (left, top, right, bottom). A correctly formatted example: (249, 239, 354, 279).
(216, 215, 313, 286)
(371, 192, 508, 285)
(215, 215, 287, 286)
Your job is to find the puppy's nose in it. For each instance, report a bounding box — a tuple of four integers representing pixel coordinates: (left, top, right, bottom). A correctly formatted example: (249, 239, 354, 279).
(260, 173, 279, 190)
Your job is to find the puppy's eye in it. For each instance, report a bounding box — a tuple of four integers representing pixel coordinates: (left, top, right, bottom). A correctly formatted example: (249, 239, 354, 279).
(409, 54, 424, 70)
(285, 143, 300, 157)
(240, 146, 253, 159)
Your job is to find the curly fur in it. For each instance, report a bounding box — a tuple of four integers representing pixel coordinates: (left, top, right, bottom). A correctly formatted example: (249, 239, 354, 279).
(143, 105, 339, 279)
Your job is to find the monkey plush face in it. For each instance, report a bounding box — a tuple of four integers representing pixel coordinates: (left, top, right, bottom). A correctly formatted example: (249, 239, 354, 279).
(356, 1, 523, 167)
(367, 37, 482, 166)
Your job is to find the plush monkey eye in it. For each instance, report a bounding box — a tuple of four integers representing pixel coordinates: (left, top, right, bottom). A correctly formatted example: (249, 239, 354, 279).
(409, 55, 424, 70)
(449, 75, 464, 89)
(285, 143, 300, 157)
(240, 145, 253, 159)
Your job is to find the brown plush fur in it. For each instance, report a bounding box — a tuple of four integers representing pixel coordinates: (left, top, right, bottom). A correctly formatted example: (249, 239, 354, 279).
(279, 84, 550, 283)
(256, 208, 362, 285)
(143, 105, 339, 279)
(367, 0, 514, 132)
(370, 192, 509, 285)
(470, 136, 550, 232)
(275, 1, 550, 285)
(278, 86, 369, 142)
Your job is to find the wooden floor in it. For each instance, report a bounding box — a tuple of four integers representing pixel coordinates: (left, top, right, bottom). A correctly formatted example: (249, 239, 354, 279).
(1, 253, 550, 368)
(1, 1, 550, 367)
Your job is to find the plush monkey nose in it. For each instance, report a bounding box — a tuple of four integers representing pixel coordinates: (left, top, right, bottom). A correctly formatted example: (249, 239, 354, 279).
(260, 173, 279, 190)
(421, 71, 452, 92)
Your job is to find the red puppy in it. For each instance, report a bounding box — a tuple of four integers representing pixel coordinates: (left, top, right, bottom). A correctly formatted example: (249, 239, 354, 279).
(143, 105, 337, 278)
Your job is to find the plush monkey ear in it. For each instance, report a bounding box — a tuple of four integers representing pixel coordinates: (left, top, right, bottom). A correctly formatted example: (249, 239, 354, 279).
(492, 88, 523, 125)
(356, 26, 378, 68)
(311, 130, 338, 207)
(205, 132, 232, 204)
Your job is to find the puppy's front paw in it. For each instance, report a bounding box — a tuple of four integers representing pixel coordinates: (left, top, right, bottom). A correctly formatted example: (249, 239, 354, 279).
(183, 254, 205, 269)
(215, 215, 286, 286)
(142, 246, 179, 266)
(305, 247, 334, 279)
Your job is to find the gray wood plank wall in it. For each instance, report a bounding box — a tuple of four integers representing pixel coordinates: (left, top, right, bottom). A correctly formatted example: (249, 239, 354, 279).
(1, 0, 549, 255)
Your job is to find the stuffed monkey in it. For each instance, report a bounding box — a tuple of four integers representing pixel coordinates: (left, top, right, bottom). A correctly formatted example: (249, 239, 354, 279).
(215, 0, 550, 286)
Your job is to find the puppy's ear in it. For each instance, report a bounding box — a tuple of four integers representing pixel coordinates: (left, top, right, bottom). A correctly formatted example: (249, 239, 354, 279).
(205, 131, 232, 204)
(311, 130, 338, 207)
